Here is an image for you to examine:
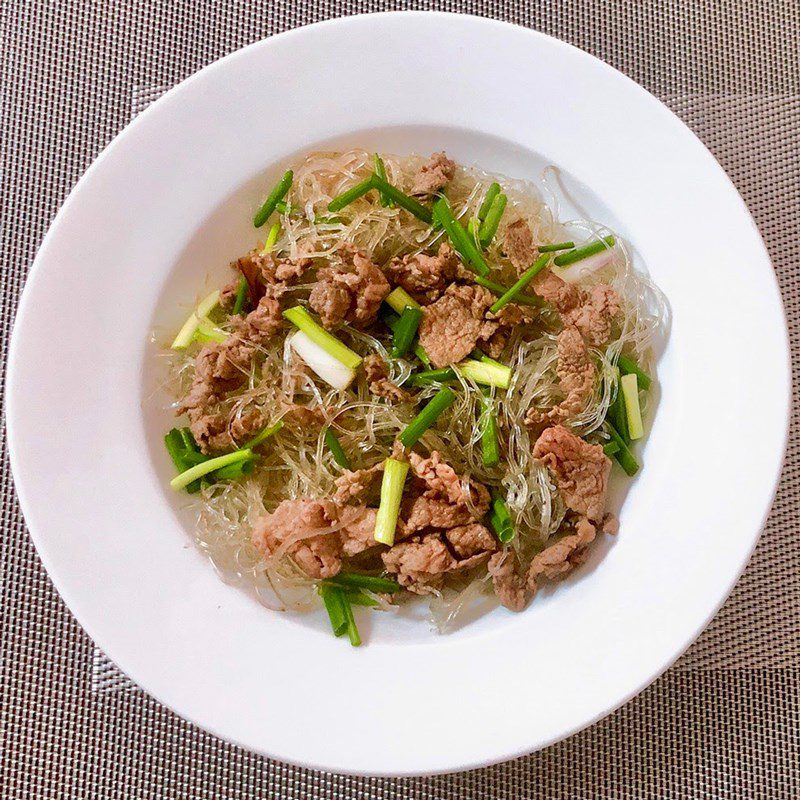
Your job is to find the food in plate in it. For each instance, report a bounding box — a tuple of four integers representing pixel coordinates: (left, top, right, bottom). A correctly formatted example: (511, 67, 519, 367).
(159, 149, 664, 645)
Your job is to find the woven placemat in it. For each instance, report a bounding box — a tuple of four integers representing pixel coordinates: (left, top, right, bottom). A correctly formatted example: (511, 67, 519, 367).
(2, 1, 799, 797)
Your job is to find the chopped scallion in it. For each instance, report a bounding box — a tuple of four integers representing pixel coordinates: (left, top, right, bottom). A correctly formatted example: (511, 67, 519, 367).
(171, 290, 221, 349)
(618, 353, 652, 391)
(170, 449, 253, 491)
(373, 458, 410, 545)
(537, 241, 575, 252)
(480, 402, 501, 468)
(369, 174, 433, 224)
(324, 427, 350, 469)
(406, 367, 457, 386)
(283, 306, 362, 370)
(478, 192, 508, 248)
(606, 421, 639, 476)
(342, 593, 361, 646)
(603, 441, 620, 456)
(391, 306, 423, 358)
(553, 235, 615, 267)
(385, 286, 421, 313)
(195, 318, 228, 344)
(231, 275, 249, 316)
(475, 276, 544, 307)
(212, 457, 256, 481)
(381, 308, 431, 367)
(457, 358, 513, 389)
(243, 420, 284, 450)
(373, 154, 393, 207)
(478, 182, 502, 221)
(489, 254, 550, 314)
(489, 491, 515, 543)
(328, 177, 376, 212)
(620, 373, 644, 440)
(318, 584, 348, 637)
(399, 387, 456, 447)
(432, 198, 490, 276)
(253, 170, 293, 228)
(261, 221, 281, 254)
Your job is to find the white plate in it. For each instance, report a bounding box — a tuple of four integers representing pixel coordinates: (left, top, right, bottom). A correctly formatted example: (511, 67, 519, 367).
(6, 12, 790, 776)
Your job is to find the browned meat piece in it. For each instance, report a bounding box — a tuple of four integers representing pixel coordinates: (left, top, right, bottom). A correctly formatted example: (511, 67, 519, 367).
(398, 495, 478, 536)
(418, 284, 498, 367)
(363, 354, 412, 403)
(411, 152, 456, 196)
(408, 450, 491, 512)
(333, 462, 383, 505)
(280, 403, 326, 430)
(309, 246, 390, 329)
(230, 406, 267, 445)
(533, 271, 620, 346)
(177, 293, 283, 453)
(526, 427, 613, 595)
(503, 219, 538, 273)
(481, 302, 536, 358)
(526, 326, 595, 425)
(444, 523, 497, 559)
(386, 242, 461, 303)
(488, 550, 528, 611)
(533, 425, 610, 523)
(382, 534, 457, 593)
(233, 249, 313, 304)
(219, 279, 240, 311)
(527, 517, 596, 594)
(397, 451, 491, 536)
(338, 506, 379, 557)
(251, 499, 341, 579)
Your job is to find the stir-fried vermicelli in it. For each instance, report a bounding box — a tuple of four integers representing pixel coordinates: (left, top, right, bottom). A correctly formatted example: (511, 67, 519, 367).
(159, 150, 666, 642)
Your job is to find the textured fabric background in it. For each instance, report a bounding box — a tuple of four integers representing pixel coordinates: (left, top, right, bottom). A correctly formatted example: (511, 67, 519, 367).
(2, 1, 799, 797)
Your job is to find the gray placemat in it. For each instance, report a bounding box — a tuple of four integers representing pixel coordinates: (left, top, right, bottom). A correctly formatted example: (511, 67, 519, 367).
(2, 1, 799, 797)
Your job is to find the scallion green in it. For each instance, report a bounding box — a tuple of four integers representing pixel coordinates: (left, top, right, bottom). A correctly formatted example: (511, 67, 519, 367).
(318, 584, 348, 637)
(480, 402, 501, 467)
(243, 420, 284, 450)
(478, 192, 508, 248)
(432, 198, 491, 276)
(170, 449, 253, 492)
(231, 275, 249, 316)
(538, 241, 575, 252)
(406, 367, 457, 386)
(478, 182, 502, 221)
(606, 421, 639, 476)
(369, 174, 433, 224)
(391, 306, 423, 358)
(475, 276, 544, 307)
(489, 491, 515, 543)
(618, 353, 652, 391)
(327, 572, 402, 593)
(324, 427, 350, 469)
(171, 289, 221, 349)
(342, 593, 361, 646)
(553, 235, 615, 267)
(399, 387, 456, 447)
(385, 286, 421, 313)
(261, 221, 281, 254)
(489, 254, 550, 314)
(328, 177, 376, 212)
(253, 170, 293, 228)
(373, 154, 393, 207)
(457, 358, 513, 389)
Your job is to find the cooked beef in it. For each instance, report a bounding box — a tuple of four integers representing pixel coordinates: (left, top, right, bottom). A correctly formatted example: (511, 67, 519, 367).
(418, 284, 498, 367)
(333, 462, 383, 506)
(251, 499, 342, 579)
(481, 302, 536, 359)
(219, 279, 240, 311)
(488, 550, 528, 611)
(309, 245, 389, 329)
(177, 292, 284, 453)
(397, 451, 491, 536)
(338, 506, 379, 557)
(444, 523, 497, 559)
(527, 517, 596, 594)
(382, 534, 457, 593)
(503, 219, 537, 273)
(533, 425, 610, 523)
(533, 271, 620, 346)
(363, 354, 411, 403)
(386, 242, 461, 303)
(280, 403, 326, 430)
(526, 326, 595, 425)
(233, 249, 313, 304)
(411, 152, 456, 196)
(230, 406, 267, 445)
(526, 426, 612, 594)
